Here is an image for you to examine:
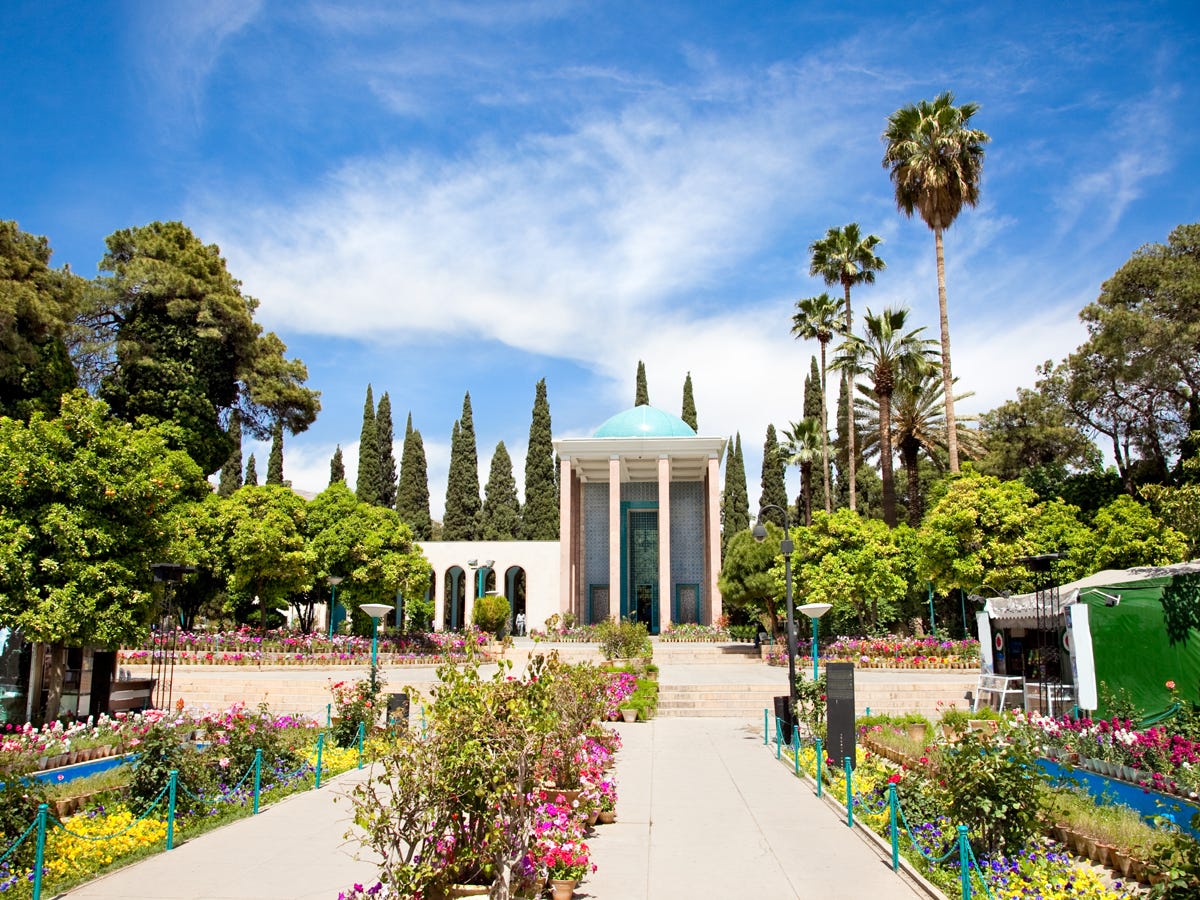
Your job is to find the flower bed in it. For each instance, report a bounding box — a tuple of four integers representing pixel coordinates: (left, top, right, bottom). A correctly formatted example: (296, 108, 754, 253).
(762, 649, 976, 670)
(655, 623, 731, 642)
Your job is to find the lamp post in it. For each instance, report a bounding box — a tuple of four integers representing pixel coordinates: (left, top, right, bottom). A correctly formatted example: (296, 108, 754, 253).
(752, 505, 797, 710)
(327, 576, 344, 639)
(797, 602, 832, 681)
(359, 603, 392, 694)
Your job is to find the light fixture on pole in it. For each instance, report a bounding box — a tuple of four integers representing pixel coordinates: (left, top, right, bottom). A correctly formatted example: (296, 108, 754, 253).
(752, 505, 797, 713)
(797, 602, 832, 681)
(359, 603, 393, 694)
(327, 576, 344, 639)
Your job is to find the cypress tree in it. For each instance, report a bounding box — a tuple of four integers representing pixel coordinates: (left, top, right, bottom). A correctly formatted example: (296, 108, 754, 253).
(681, 372, 697, 431)
(356, 385, 381, 505)
(635, 361, 649, 406)
(834, 375, 851, 508)
(759, 424, 787, 526)
(244, 453, 258, 486)
(376, 392, 398, 508)
(481, 441, 521, 540)
(217, 413, 243, 497)
(330, 445, 345, 485)
(266, 420, 284, 485)
(721, 433, 749, 553)
(397, 413, 432, 539)
(522, 378, 558, 540)
(443, 393, 481, 540)
(803, 357, 828, 514)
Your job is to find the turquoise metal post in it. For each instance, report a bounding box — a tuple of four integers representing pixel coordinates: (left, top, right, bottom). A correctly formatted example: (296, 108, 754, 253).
(252, 749, 263, 814)
(32, 803, 47, 900)
(775, 717, 781, 759)
(928, 581, 937, 636)
(326, 702, 331, 727)
(810, 615, 820, 680)
(815, 739, 823, 797)
(369, 617, 379, 693)
(328, 580, 338, 639)
(844, 756, 853, 828)
(958, 824, 971, 899)
(763, 708, 769, 744)
(357, 720, 365, 769)
(315, 732, 325, 789)
(889, 784, 899, 871)
(420, 704, 427, 738)
(793, 733, 800, 776)
(166, 769, 178, 850)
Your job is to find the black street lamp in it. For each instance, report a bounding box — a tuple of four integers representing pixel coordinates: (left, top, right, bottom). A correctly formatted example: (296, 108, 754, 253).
(752, 505, 797, 713)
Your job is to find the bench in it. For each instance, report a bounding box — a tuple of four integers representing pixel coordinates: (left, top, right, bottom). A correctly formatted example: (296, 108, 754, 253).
(973, 675, 1023, 712)
(108, 678, 156, 713)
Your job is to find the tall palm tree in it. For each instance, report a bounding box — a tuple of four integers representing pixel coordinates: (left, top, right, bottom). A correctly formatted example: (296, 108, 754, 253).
(791, 293, 841, 514)
(836, 307, 937, 527)
(882, 91, 989, 474)
(781, 418, 822, 526)
(858, 370, 981, 526)
(808, 224, 886, 512)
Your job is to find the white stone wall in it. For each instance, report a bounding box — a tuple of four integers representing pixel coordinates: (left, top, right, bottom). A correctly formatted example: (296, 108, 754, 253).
(417, 541, 562, 631)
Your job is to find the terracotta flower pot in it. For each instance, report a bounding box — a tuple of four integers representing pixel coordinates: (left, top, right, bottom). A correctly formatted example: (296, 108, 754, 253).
(549, 879, 576, 900)
(620, 708, 637, 723)
(598, 809, 616, 824)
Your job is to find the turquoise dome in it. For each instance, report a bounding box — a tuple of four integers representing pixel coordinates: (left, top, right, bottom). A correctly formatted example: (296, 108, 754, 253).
(594, 405, 697, 438)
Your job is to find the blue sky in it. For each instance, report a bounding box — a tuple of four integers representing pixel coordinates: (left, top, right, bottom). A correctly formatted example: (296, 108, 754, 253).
(5, 1, 1199, 515)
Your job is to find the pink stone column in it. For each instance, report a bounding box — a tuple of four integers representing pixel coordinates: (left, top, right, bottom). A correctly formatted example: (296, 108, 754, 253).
(658, 454, 672, 630)
(706, 454, 723, 623)
(608, 456, 621, 621)
(559, 456, 573, 613)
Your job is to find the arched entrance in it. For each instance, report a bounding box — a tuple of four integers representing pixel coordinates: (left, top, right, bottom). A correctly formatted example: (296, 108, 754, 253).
(444, 567, 466, 631)
(505, 566, 527, 633)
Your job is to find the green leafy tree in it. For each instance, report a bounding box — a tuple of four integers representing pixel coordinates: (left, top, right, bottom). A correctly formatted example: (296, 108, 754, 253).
(1143, 446, 1200, 558)
(883, 92, 989, 473)
(721, 433, 749, 554)
(356, 384, 381, 505)
(793, 293, 841, 514)
(244, 453, 258, 486)
(221, 484, 310, 629)
(836, 306, 938, 527)
(397, 413, 432, 539)
(481, 441, 521, 540)
(1076, 495, 1188, 572)
(266, 420, 284, 485)
(718, 525, 787, 637)
(217, 412, 243, 497)
(443, 393, 481, 540)
(781, 419, 822, 526)
(163, 491, 229, 630)
(0, 392, 206, 718)
(521, 379, 558, 540)
(330, 444, 345, 485)
(635, 361, 649, 406)
(377, 391, 398, 508)
(472, 593, 511, 637)
(681, 372, 697, 430)
(759, 424, 788, 526)
(809, 224, 886, 511)
(0, 221, 83, 420)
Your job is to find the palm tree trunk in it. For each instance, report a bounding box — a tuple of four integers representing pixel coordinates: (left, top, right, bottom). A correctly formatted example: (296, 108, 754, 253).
(879, 393, 896, 527)
(902, 440, 921, 527)
(843, 283, 857, 511)
(819, 341, 831, 514)
(935, 227, 959, 473)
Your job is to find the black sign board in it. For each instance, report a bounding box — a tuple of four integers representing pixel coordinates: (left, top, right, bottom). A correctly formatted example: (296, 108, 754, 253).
(387, 692, 410, 731)
(825, 662, 856, 770)
(773, 695, 795, 745)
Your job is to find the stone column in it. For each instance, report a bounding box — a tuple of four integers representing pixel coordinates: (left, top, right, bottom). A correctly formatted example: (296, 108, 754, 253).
(433, 571, 445, 631)
(609, 455, 621, 621)
(658, 454, 672, 630)
(559, 456, 573, 613)
(706, 454, 723, 623)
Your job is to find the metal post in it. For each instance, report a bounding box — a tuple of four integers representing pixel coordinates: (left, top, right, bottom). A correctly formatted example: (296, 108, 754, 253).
(960, 588, 968, 639)
(845, 756, 853, 828)
(420, 704, 427, 738)
(764, 708, 769, 744)
(252, 749, 263, 814)
(793, 733, 800, 776)
(811, 614, 820, 681)
(33, 803, 47, 900)
(958, 824, 971, 900)
(815, 739, 823, 798)
(328, 580, 338, 639)
(782, 529, 797, 714)
(889, 783, 899, 871)
(167, 769, 178, 850)
(370, 617, 379, 694)
(775, 716, 781, 759)
(357, 720, 365, 769)
(928, 581, 936, 636)
(326, 702, 331, 727)
(315, 731, 325, 789)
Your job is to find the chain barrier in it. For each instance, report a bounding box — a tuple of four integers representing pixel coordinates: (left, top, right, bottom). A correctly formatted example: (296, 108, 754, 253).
(50, 784, 169, 840)
(965, 840, 996, 900)
(0, 816, 36, 867)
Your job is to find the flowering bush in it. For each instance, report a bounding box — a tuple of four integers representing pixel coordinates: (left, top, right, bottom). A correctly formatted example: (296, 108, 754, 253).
(657, 623, 731, 642)
(330, 678, 383, 748)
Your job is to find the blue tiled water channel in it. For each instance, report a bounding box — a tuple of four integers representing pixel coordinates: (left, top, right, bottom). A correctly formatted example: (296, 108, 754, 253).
(30, 753, 134, 785)
(1039, 758, 1200, 839)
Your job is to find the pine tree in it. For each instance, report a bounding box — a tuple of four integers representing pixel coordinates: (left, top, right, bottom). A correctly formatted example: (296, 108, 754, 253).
(356, 385, 381, 505)
(721, 433, 749, 553)
(681, 372, 697, 431)
(443, 393, 481, 540)
(635, 361, 650, 406)
(481, 441, 521, 540)
(759, 424, 788, 526)
(266, 421, 285, 485)
(329, 445, 345, 484)
(244, 453, 258, 486)
(376, 392, 398, 508)
(522, 378, 559, 540)
(217, 413, 243, 497)
(397, 413, 433, 540)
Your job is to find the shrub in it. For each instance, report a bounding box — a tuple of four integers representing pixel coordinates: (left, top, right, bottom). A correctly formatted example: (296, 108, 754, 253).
(472, 593, 511, 637)
(129, 724, 214, 816)
(594, 618, 651, 660)
(330, 677, 384, 748)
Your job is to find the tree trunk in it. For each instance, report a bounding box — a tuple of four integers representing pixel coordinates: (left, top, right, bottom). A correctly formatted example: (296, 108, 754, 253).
(819, 341, 832, 514)
(843, 282, 857, 511)
(44, 643, 67, 722)
(902, 440, 922, 527)
(879, 392, 896, 527)
(801, 461, 813, 526)
(934, 227, 959, 473)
